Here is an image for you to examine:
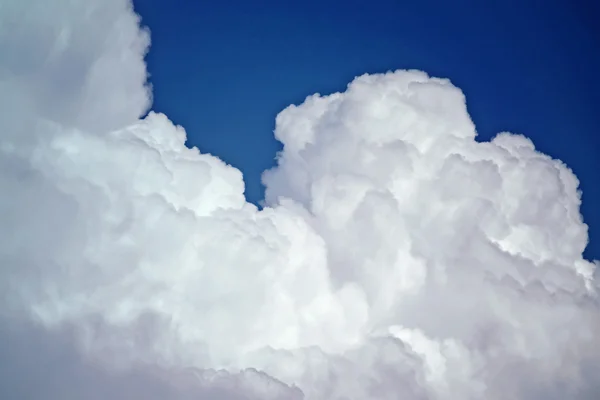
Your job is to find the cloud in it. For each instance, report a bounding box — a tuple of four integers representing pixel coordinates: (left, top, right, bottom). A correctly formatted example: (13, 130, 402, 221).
(0, 316, 302, 400)
(0, 0, 598, 399)
(0, 0, 151, 136)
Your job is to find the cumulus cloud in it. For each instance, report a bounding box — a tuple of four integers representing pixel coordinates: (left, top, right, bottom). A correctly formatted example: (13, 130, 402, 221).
(0, 317, 302, 400)
(1, 0, 599, 399)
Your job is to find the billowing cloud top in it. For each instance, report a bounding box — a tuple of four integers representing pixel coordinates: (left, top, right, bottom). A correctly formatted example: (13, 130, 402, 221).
(1, 1, 598, 399)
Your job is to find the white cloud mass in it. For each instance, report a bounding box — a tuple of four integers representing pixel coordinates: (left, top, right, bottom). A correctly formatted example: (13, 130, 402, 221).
(1, 0, 599, 399)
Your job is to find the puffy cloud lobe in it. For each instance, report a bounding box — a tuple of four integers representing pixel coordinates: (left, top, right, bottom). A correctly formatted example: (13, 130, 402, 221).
(0, 0, 150, 140)
(1, 0, 599, 399)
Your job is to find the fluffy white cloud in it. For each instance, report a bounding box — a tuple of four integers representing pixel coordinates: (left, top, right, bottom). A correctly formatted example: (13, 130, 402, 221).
(1, 0, 598, 399)
(0, 0, 150, 135)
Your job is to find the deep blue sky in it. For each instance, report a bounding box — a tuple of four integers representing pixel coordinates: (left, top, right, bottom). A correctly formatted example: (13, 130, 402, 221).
(133, 0, 599, 260)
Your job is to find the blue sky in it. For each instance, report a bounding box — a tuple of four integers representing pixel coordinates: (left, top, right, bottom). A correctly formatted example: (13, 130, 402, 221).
(133, 0, 599, 260)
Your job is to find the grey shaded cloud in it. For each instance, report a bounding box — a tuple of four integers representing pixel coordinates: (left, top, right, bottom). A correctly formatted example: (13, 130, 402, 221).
(0, 315, 303, 400)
